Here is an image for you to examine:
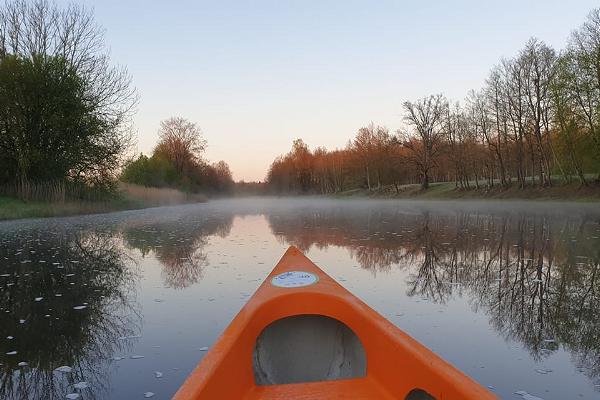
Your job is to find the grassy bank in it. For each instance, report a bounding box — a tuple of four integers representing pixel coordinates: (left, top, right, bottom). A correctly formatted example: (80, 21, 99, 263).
(0, 183, 208, 221)
(0, 196, 141, 220)
(333, 181, 600, 202)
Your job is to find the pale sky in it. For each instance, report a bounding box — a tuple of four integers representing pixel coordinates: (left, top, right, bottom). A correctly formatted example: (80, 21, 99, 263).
(60, 0, 598, 181)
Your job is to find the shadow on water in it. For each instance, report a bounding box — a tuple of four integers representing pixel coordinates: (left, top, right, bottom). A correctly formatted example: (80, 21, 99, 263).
(266, 205, 600, 386)
(0, 229, 140, 400)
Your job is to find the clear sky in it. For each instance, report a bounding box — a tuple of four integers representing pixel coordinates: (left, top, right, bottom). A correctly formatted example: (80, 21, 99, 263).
(60, 0, 598, 182)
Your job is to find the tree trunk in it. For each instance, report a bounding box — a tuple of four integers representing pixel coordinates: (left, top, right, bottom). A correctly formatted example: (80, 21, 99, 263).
(421, 169, 429, 190)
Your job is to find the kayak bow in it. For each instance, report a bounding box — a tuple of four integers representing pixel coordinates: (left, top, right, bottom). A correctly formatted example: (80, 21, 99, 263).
(174, 246, 495, 399)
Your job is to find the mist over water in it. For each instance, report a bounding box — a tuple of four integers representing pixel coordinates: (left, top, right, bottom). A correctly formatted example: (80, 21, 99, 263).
(0, 198, 599, 399)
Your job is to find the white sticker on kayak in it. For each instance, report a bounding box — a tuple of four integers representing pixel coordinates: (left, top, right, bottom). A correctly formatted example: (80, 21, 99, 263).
(271, 271, 318, 288)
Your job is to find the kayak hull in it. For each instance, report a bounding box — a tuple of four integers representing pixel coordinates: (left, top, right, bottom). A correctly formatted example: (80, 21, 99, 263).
(173, 246, 495, 399)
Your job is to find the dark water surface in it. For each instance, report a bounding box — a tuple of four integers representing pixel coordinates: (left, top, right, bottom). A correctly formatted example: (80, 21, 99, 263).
(1, 198, 599, 399)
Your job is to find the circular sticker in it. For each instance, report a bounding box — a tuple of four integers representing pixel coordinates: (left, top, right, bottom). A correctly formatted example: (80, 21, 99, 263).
(271, 271, 319, 288)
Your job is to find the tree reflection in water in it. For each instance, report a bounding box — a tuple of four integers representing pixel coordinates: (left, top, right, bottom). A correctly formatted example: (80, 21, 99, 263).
(0, 229, 139, 400)
(267, 208, 600, 385)
(121, 214, 233, 289)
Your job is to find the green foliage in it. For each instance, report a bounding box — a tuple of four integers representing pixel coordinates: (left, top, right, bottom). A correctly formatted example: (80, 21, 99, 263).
(120, 152, 234, 194)
(120, 116, 233, 194)
(0, 0, 136, 197)
(0, 53, 130, 189)
(0, 55, 83, 180)
(121, 154, 178, 188)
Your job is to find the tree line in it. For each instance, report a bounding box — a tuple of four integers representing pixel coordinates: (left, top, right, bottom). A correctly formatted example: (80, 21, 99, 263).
(121, 117, 234, 194)
(0, 0, 233, 200)
(267, 9, 600, 193)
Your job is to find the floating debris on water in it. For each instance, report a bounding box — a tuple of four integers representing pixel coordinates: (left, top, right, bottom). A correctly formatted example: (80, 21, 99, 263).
(130, 355, 144, 359)
(198, 346, 208, 351)
(73, 382, 89, 390)
(535, 368, 552, 374)
(34, 297, 43, 302)
(73, 305, 87, 310)
(118, 335, 142, 340)
(515, 390, 545, 400)
(143, 392, 155, 398)
(112, 356, 124, 361)
(65, 394, 80, 399)
(17, 361, 28, 367)
(54, 365, 73, 373)
(154, 371, 163, 378)
(6, 351, 17, 355)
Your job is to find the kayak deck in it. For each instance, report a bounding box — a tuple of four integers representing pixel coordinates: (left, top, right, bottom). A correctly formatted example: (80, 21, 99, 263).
(173, 246, 495, 399)
(244, 377, 394, 400)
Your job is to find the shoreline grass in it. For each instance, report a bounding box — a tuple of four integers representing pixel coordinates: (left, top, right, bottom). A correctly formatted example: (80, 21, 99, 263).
(0, 183, 208, 221)
(332, 181, 600, 202)
(3, 181, 598, 222)
(0, 196, 140, 220)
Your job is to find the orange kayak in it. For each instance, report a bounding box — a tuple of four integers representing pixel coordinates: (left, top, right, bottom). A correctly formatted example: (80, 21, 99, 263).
(174, 246, 496, 399)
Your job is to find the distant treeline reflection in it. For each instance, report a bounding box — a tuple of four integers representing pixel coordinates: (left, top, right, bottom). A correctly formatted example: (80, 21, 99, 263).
(267, 208, 600, 383)
(121, 213, 234, 289)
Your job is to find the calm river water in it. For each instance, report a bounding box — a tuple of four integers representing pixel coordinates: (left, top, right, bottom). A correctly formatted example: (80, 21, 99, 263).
(1, 198, 599, 399)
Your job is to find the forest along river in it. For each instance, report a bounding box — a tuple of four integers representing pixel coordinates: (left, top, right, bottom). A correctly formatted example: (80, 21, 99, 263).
(0, 198, 599, 399)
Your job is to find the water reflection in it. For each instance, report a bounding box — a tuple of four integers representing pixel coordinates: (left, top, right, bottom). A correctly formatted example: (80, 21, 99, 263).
(0, 229, 139, 400)
(121, 214, 234, 289)
(267, 206, 600, 386)
(1, 200, 599, 399)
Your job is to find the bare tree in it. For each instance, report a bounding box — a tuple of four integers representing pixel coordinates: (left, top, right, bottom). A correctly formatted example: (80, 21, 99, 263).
(468, 89, 500, 188)
(443, 101, 469, 188)
(485, 67, 510, 186)
(551, 53, 589, 185)
(401, 94, 448, 189)
(0, 0, 137, 125)
(155, 117, 206, 174)
(503, 57, 529, 188)
(565, 8, 600, 179)
(520, 38, 557, 186)
(353, 123, 377, 191)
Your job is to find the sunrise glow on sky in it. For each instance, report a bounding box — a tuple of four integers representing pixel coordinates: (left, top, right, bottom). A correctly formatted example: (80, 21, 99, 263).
(62, 0, 599, 181)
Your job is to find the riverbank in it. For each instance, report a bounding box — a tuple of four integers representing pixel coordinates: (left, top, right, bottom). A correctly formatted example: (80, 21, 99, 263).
(333, 181, 600, 202)
(0, 183, 207, 221)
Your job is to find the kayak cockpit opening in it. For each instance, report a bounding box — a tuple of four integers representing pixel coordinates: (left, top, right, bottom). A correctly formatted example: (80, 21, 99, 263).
(252, 314, 366, 385)
(405, 389, 437, 399)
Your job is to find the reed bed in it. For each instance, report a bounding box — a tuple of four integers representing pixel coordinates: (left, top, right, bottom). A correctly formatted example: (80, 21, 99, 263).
(0, 180, 116, 203)
(119, 183, 207, 205)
